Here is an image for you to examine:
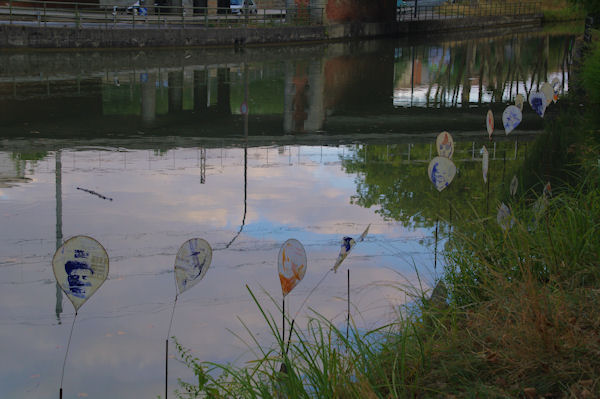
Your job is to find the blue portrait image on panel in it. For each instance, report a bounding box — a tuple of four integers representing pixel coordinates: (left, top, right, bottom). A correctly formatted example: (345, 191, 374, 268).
(428, 157, 456, 192)
(529, 92, 547, 118)
(65, 260, 94, 299)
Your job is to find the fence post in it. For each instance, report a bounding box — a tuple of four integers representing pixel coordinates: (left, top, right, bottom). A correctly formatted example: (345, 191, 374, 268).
(44, 2, 47, 27)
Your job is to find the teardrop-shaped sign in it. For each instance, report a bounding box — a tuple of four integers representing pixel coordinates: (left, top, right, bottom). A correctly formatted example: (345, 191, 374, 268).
(502, 105, 522, 135)
(174, 238, 212, 295)
(510, 175, 518, 196)
(278, 239, 307, 297)
(486, 110, 494, 140)
(529, 92, 547, 118)
(541, 82, 554, 106)
(497, 203, 514, 231)
(482, 146, 489, 183)
(551, 78, 560, 103)
(436, 131, 454, 159)
(515, 94, 525, 111)
(331, 224, 371, 273)
(333, 237, 356, 272)
(53, 236, 109, 311)
(428, 157, 456, 192)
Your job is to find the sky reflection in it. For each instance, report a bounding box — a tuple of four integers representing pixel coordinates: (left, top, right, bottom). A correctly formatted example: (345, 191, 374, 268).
(0, 145, 433, 398)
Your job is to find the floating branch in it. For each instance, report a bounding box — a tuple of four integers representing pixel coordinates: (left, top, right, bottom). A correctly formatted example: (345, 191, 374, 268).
(76, 187, 113, 201)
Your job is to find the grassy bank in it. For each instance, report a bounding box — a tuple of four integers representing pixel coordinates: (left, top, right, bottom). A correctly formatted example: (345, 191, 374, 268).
(542, 0, 586, 22)
(172, 36, 600, 399)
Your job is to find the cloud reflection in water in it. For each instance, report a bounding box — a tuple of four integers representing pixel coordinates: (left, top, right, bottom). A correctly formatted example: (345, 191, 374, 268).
(0, 145, 434, 398)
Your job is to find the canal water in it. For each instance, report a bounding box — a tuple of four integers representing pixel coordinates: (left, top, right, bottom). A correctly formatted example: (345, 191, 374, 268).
(0, 29, 574, 397)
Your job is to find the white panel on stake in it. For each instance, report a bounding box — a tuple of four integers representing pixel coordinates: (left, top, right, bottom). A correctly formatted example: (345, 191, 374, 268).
(428, 157, 456, 192)
(53, 235, 109, 311)
(436, 131, 454, 159)
(502, 105, 522, 135)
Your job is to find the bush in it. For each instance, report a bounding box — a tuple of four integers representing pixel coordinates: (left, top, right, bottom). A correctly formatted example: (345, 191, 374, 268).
(581, 39, 600, 104)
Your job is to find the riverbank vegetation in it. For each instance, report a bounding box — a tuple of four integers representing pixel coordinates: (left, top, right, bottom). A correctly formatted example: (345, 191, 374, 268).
(173, 34, 600, 399)
(542, 0, 586, 22)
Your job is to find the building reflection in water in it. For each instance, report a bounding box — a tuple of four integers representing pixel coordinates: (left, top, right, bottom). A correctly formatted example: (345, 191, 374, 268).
(0, 33, 573, 137)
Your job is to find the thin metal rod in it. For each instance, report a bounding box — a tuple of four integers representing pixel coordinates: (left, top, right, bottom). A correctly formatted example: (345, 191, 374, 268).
(486, 169, 490, 217)
(346, 269, 350, 340)
(285, 319, 295, 356)
(166, 294, 178, 343)
(434, 218, 439, 270)
(449, 204, 452, 239)
(434, 190, 440, 270)
(165, 339, 168, 399)
(165, 294, 178, 399)
(503, 149, 506, 182)
(59, 311, 78, 398)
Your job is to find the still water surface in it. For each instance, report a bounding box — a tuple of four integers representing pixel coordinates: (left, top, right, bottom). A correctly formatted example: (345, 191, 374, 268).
(0, 30, 574, 397)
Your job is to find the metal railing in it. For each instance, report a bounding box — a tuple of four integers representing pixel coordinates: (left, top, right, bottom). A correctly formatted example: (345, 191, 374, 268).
(0, 0, 324, 28)
(397, 1, 541, 21)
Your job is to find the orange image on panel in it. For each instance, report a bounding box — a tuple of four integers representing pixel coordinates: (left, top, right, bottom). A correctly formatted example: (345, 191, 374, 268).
(277, 239, 307, 297)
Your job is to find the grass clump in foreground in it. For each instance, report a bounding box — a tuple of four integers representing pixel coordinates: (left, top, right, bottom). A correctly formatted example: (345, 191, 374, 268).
(174, 45, 600, 399)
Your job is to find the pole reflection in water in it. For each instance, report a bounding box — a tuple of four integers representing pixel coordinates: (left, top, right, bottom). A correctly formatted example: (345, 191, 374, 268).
(55, 151, 63, 324)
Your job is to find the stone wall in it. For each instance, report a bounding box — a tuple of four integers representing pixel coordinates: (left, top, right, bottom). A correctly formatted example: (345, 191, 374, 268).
(0, 14, 542, 49)
(0, 24, 326, 48)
